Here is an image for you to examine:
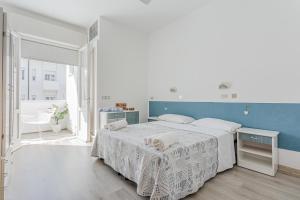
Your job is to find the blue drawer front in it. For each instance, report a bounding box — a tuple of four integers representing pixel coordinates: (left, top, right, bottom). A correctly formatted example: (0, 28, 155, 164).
(126, 112, 139, 125)
(107, 112, 125, 119)
(240, 133, 272, 145)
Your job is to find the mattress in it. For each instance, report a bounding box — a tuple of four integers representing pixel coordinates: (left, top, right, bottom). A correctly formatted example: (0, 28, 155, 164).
(91, 121, 235, 200)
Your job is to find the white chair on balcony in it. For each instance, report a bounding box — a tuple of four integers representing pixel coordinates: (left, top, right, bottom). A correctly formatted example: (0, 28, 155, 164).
(25, 112, 52, 139)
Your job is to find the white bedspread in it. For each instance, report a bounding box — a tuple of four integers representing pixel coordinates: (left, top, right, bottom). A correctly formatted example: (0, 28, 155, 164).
(154, 121, 236, 172)
(91, 121, 235, 200)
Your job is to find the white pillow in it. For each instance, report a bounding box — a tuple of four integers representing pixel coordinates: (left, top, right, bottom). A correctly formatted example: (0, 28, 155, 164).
(158, 114, 195, 124)
(191, 118, 241, 133)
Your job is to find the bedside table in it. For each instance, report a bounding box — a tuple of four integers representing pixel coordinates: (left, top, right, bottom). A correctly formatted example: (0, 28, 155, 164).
(148, 117, 159, 122)
(237, 128, 279, 176)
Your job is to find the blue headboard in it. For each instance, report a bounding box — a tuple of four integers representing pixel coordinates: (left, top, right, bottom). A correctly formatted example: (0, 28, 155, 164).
(149, 101, 300, 152)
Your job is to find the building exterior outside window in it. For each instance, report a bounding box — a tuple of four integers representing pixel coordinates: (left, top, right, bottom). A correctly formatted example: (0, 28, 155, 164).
(44, 71, 56, 81)
(32, 69, 36, 81)
(20, 59, 66, 101)
(21, 68, 25, 80)
(45, 97, 56, 100)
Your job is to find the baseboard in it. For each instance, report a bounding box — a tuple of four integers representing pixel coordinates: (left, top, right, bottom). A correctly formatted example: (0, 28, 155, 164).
(278, 148, 300, 178)
(279, 149, 300, 170)
(279, 165, 300, 178)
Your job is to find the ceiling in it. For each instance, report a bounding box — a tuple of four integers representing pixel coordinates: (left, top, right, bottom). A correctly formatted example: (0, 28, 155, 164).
(0, 0, 210, 32)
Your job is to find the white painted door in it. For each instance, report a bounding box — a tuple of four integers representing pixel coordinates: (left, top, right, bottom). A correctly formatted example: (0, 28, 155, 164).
(0, 7, 6, 200)
(2, 29, 21, 152)
(78, 46, 91, 142)
(0, 10, 21, 198)
(88, 41, 98, 138)
(8, 32, 21, 145)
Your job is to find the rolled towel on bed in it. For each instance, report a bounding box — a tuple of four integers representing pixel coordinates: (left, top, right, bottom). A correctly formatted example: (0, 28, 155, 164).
(146, 133, 178, 152)
(144, 137, 152, 145)
(105, 119, 128, 131)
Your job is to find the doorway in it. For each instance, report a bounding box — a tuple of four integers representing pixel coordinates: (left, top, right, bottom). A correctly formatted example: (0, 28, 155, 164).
(19, 58, 81, 145)
(4, 32, 91, 148)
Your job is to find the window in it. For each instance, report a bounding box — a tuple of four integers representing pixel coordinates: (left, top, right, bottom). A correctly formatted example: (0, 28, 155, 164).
(21, 68, 25, 80)
(20, 58, 68, 101)
(44, 71, 56, 81)
(32, 69, 36, 81)
(45, 96, 56, 100)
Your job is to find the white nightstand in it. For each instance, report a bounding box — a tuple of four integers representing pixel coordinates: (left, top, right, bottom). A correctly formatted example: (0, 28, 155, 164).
(237, 128, 279, 176)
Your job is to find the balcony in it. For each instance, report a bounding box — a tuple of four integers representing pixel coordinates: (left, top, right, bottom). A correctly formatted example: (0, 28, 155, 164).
(20, 100, 68, 135)
(43, 80, 59, 91)
(19, 100, 88, 146)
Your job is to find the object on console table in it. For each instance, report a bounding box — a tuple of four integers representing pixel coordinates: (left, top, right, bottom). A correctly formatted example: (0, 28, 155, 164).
(116, 103, 127, 110)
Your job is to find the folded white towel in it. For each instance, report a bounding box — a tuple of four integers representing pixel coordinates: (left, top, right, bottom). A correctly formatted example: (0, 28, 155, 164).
(145, 133, 178, 152)
(105, 119, 128, 131)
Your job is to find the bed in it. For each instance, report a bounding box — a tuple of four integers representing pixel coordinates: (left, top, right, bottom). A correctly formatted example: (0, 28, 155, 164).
(91, 121, 236, 200)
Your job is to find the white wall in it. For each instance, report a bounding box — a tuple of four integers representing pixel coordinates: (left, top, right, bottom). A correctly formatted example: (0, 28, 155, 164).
(6, 10, 86, 47)
(98, 18, 148, 122)
(148, 0, 300, 169)
(148, 0, 300, 103)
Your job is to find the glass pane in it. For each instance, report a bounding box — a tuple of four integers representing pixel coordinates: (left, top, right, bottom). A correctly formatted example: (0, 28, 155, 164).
(20, 58, 67, 101)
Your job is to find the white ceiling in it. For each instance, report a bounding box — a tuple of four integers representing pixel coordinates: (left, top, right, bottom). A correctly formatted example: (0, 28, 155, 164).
(0, 0, 210, 32)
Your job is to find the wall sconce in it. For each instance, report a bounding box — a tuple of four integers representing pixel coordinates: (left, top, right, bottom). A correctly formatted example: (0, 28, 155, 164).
(244, 104, 250, 116)
(170, 87, 178, 93)
(218, 82, 232, 90)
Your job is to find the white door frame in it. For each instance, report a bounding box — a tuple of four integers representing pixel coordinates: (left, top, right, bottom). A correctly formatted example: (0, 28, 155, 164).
(88, 40, 98, 139)
(0, 7, 5, 199)
(77, 45, 91, 142)
(10, 31, 22, 144)
(17, 33, 83, 138)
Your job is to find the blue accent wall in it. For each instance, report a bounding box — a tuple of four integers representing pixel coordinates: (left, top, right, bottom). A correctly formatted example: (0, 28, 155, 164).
(149, 101, 300, 152)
